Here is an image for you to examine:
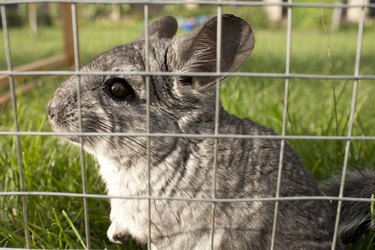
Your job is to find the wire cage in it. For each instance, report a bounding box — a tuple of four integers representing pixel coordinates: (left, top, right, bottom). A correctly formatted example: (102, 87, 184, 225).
(1, 0, 375, 249)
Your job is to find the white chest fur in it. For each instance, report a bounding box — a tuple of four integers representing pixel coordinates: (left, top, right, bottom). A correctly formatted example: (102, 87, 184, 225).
(97, 155, 149, 241)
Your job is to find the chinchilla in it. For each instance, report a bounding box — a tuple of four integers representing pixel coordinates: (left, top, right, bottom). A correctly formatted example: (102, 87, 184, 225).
(48, 15, 375, 249)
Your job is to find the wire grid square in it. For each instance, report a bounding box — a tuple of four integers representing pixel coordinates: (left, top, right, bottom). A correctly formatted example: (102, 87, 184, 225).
(0, 1, 374, 249)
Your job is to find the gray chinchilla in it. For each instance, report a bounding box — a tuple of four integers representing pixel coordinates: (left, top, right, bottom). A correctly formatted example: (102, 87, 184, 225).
(48, 15, 375, 249)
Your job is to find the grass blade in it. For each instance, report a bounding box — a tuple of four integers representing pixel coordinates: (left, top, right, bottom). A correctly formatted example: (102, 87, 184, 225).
(62, 210, 86, 249)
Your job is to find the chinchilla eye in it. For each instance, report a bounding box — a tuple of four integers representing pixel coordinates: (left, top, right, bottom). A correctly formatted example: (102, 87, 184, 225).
(105, 78, 134, 101)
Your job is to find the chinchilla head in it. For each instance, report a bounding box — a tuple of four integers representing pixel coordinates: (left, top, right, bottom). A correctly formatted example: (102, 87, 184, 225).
(48, 14, 254, 161)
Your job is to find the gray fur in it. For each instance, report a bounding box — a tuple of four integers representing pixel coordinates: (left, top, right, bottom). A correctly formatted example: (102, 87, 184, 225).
(321, 170, 375, 245)
(48, 15, 374, 249)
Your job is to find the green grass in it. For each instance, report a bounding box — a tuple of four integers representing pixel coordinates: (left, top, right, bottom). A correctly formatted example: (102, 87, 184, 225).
(1, 15, 375, 249)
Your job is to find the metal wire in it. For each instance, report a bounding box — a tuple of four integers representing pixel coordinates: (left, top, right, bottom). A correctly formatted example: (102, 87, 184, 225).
(143, 3, 152, 250)
(1, 5, 31, 249)
(331, 0, 366, 248)
(209, 4, 222, 249)
(1, 191, 374, 203)
(270, 0, 293, 248)
(2, 131, 375, 141)
(70, 3, 91, 249)
(2, 70, 375, 80)
(0, 0, 374, 9)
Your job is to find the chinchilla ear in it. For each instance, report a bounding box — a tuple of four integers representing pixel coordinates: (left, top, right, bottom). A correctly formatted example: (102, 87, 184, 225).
(172, 14, 254, 90)
(140, 16, 178, 40)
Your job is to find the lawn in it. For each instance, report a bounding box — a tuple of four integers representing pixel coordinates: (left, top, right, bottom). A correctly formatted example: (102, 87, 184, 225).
(1, 11, 375, 249)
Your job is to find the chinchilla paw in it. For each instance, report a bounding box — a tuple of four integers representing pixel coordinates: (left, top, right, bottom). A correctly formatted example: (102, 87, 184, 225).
(107, 222, 129, 243)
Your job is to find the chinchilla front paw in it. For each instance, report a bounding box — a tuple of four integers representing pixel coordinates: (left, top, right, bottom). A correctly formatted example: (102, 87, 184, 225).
(107, 221, 129, 243)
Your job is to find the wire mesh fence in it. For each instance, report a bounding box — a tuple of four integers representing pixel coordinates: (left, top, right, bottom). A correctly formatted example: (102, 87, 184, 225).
(0, 0, 374, 249)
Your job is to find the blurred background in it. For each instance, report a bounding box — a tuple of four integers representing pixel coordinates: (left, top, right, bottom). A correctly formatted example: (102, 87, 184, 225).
(0, 0, 374, 249)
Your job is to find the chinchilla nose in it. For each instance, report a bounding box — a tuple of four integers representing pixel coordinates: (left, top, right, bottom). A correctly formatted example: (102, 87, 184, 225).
(48, 100, 57, 120)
